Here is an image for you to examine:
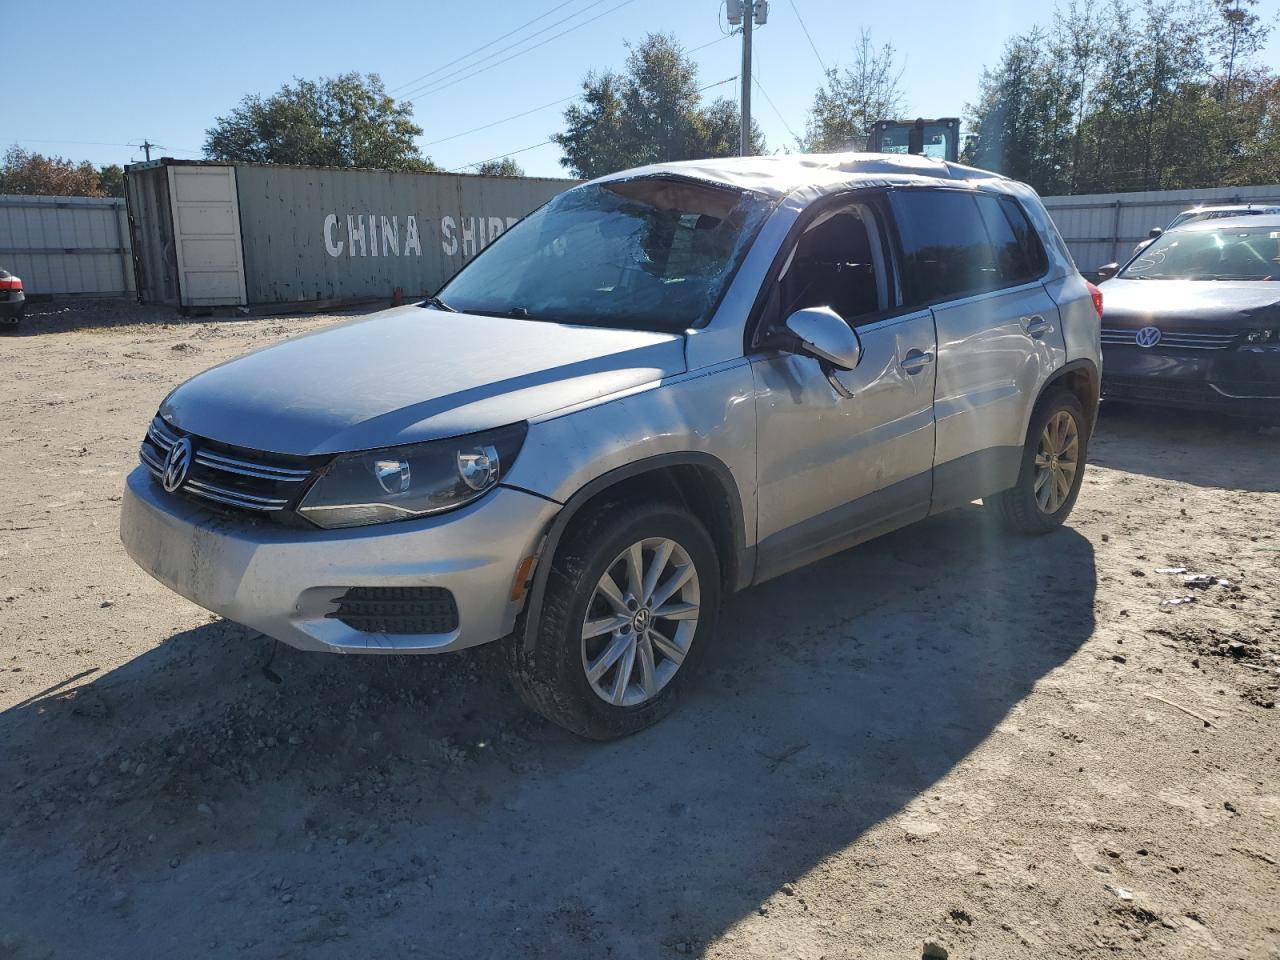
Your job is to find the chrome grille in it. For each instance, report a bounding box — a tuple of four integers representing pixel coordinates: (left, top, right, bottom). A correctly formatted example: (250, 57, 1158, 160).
(1101, 327, 1240, 350)
(139, 417, 313, 514)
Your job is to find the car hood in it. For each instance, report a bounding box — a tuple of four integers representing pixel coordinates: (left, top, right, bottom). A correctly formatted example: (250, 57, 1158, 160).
(160, 305, 686, 456)
(1100, 278, 1280, 328)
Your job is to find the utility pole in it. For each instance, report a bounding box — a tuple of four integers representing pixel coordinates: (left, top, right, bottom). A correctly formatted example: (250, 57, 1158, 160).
(740, 5, 752, 157)
(140, 140, 156, 161)
(727, 1, 766, 156)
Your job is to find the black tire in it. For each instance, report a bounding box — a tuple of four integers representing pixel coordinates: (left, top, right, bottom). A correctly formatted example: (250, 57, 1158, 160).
(986, 387, 1089, 534)
(505, 499, 721, 740)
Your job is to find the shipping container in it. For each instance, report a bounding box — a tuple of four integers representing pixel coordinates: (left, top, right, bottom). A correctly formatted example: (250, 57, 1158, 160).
(124, 159, 578, 308)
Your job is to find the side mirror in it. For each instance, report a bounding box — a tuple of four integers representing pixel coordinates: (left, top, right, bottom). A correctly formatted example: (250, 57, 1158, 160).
(1097, 262, 1120, 281)
(784, 307, 861, 370)
(1147, 227, 1163, 240)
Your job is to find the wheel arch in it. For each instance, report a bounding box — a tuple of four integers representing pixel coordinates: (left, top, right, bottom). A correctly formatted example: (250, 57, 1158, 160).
(516, 452, 751, 652)
(1037, 359, 1100, 435)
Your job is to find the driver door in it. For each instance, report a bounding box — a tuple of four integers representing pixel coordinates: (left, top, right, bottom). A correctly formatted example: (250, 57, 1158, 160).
(750, 196, 937, 582)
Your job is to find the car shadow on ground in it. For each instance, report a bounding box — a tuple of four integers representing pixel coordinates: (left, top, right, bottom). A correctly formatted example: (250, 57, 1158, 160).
(1091, 401, 1280, 493)
(0, 506, 1095, 959)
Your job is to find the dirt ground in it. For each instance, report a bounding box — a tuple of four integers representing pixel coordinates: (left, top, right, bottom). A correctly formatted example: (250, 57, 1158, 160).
(1, 300, 1277, 960)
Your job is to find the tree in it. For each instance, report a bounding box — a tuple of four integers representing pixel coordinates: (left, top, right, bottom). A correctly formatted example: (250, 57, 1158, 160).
(474, 157, 525, 177)
(553, 34, 765, 179)
(0, 146, 108, 196)
(803, 30, 905, 152)
(204, 73, 438, 171)
(963, 0, 1279, 194)
(556, 71, 635, 180)
(1211, 0, 1269, 102)
(694, 97, 766, 160)
(97, 164, 125, 198)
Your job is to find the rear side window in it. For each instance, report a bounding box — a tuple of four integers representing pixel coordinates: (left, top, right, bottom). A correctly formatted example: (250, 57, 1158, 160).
(995, 195, 1048, 280)
(975, 194, 1048, 285)
(890, 190, 997, 304)
(891, 190, 1048, 305)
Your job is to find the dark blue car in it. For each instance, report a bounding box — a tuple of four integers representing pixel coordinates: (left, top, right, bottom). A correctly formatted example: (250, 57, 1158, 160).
(1097, 216, 1280, 419)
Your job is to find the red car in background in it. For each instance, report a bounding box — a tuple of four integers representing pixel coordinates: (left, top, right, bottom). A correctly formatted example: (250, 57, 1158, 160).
(0, 269, 24, 329)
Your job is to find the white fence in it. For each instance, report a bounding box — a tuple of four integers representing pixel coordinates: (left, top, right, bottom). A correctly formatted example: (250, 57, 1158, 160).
(1042, 184, 1280, 273)
(0, 195, 134, 297)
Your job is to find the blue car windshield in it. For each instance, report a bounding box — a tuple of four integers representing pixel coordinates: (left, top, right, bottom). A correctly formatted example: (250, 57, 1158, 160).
(1121, 227, 1280, 281)
(433, 177, 772, 332)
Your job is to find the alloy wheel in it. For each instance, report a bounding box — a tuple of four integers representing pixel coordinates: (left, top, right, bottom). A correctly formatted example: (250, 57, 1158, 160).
(580, 537, 700, 707)
(1034, 409, 1080, 514)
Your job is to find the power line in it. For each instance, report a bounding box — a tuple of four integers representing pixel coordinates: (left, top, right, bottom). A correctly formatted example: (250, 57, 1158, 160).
(453, 139, 558, 173)
(388, 0, 584, 94)
(424, 95, 580, 147)
(451, 76, 739, 173)
(687, 34, 734, 55)
(401, 0, 632, 101)
(700, 75, 740, 93)
(753, 73, 801, 143)
(421, 42, 731, 148)
(786, 0, 829, 76)
(11, 138, 202, 155)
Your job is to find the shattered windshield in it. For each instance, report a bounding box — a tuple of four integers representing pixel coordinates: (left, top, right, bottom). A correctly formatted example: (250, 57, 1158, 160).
(433, 177, 772, 332)
(1121, 226, 1280, 281)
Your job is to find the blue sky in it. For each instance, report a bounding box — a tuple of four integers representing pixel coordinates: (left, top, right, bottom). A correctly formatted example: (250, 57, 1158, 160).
(10, 0, 1280, 179)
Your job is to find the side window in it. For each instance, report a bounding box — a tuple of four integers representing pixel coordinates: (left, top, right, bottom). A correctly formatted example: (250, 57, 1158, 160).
(890, 190, 997, 304)
(994, 195, 1049, 281)
(771, 201, 890, 327)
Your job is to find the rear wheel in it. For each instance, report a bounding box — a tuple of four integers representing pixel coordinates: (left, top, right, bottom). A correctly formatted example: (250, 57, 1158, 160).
(505, 499, 720, 740)
(986, 388, 1088, 534)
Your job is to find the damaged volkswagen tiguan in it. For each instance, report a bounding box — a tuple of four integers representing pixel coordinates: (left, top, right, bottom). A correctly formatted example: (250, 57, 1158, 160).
(121, 153, 1103, 739)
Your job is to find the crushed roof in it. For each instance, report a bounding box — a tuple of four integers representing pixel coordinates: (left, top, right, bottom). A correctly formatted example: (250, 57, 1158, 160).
(592, 151, 1010, 199)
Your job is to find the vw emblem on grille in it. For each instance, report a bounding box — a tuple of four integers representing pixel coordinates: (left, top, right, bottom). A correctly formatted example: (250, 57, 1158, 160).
(1135, 326, 1162, 348)
(161, 436, 194, 493)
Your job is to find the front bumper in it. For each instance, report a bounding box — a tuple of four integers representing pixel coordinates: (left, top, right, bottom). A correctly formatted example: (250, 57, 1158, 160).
(1101, 344, 1280, 417)
(120, 466, 560, 654)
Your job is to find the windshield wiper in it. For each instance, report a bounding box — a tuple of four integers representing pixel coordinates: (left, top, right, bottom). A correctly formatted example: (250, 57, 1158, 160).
(422, 295, 456, 312)
(467, 306, 544, 321)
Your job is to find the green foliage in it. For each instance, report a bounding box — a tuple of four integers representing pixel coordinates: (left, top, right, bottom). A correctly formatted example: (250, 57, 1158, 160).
(96, 164, 125, 198)
(474, 157, 525, 177)
(803, 30, 906, 152)
(553, 34, 766, 179)
(964, 0, 1278, 193)
(204, 73, 438, 171)
(0, 145, 111, 197)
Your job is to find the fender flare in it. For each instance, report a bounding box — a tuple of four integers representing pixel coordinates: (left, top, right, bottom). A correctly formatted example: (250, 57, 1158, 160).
(516, 451, 750, 652)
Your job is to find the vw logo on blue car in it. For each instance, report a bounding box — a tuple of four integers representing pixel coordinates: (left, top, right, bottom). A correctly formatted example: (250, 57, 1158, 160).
(161, 436, 194, 493)
(1135, 326, 1162, 348)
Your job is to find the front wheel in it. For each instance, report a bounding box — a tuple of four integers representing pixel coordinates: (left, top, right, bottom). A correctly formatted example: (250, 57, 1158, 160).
(505, 500, 721, 740)
(986, 388, 1089, 534)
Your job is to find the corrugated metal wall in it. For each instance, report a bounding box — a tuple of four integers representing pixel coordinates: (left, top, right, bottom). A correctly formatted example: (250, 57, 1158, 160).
(232, 164, 576, 303)
(0, 195, 134, 296)
(1042, 184, 1280, 272)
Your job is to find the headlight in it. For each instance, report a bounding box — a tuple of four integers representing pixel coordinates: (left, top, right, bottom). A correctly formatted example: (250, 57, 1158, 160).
(298, 423, 527, 529)
(1245, 328, 1279, 344)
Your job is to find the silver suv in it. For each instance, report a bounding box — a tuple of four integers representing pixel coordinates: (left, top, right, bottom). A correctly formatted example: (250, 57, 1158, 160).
(121, 154, 1102, 739)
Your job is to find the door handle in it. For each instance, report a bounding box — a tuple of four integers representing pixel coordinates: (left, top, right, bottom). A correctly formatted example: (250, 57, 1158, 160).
(1022, 314, 1052, 338)
(900, 349, 934, 374)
